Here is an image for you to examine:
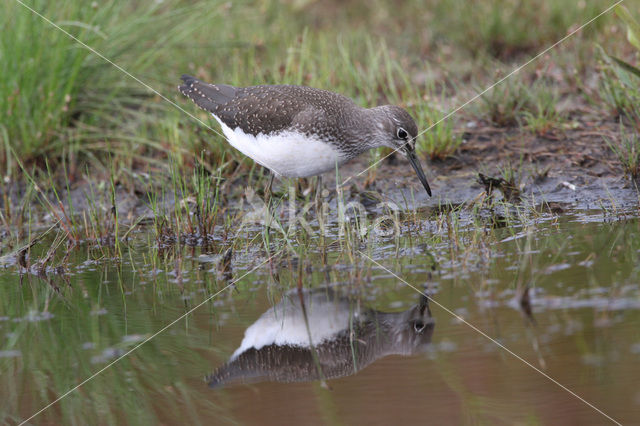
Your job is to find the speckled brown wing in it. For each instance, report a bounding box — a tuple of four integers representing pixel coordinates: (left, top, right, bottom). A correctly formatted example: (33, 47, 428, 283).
(178, 75, 355, 138)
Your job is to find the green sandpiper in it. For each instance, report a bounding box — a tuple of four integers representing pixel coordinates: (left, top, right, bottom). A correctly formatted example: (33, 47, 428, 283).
(179, 75, 432, 196)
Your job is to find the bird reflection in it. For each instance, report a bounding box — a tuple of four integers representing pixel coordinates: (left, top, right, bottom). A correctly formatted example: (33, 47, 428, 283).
(208, 287, 434, 388)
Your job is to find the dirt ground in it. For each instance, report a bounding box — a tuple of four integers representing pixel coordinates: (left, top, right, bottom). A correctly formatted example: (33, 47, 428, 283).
(347, 117, 640, 212)
(1, 117, 639, 241)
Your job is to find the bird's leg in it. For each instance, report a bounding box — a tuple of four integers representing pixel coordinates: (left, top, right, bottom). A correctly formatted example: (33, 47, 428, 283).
(263, 171, 276, 230)
(264, 171, 275, 207)
(315, 175, 323, 213)
(315, 175, 327, 233)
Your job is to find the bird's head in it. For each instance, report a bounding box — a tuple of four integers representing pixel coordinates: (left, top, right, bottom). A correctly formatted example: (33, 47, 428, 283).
(372, 105, 431, 197)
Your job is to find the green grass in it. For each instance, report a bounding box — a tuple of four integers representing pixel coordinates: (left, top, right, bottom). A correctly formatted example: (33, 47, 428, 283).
(413, 100, 463, 161)
(0, 1, 224, 173)
(476, 78, 533, 127)
(427, 0, 610, 59)
(598, 54, 640, 123)
(522, 81, 564, 135)
(474, 75, 566, 133)
(147, 159, 224, 246)
(605, 124, 640, 183)
(597, 5, 640, 128)
(0, 0, 621, 181)
(0, 0, 636, 258)
(598, 5, 640, 182)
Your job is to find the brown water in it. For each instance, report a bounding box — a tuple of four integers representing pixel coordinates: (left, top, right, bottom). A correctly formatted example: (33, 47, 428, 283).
(1, 208, 639, 425)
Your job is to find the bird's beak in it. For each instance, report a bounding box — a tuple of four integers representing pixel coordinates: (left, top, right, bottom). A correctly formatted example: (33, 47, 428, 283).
(403, 141, 432, 197)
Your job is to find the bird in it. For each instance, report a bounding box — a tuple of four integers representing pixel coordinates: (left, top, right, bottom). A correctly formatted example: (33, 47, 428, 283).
(207, 287, 434, 387)
(178, 75, 432, 199)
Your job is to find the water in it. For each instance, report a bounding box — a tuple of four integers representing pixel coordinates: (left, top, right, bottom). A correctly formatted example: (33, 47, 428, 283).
(1, 209, 639, 425)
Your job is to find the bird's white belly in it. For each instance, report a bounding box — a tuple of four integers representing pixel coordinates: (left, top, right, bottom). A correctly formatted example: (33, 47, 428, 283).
(213, 116, 345, 178)
(230, 292, 356, 360)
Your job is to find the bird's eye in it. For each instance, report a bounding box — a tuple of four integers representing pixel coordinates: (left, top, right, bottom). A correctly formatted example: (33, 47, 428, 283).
(397, 128, 408, 139)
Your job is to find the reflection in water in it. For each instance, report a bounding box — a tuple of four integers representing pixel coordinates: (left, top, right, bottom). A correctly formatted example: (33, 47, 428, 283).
(209, 287, 434, 387)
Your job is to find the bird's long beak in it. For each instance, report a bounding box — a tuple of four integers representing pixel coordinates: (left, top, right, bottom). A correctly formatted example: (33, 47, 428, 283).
(403, 142, 432, 197)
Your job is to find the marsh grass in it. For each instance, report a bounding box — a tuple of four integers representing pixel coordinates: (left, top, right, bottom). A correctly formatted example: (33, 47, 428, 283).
(475, 74, 566, 134)
(0, 1, 224, 170)
(477, 78, 533, 127)
(0, 0, 633, 285)
(3, 2, 640, 423)
(146, 159, 224, 246)
(522, 82, 564, 135)
(597, 6, 640, 128)
(598, 54, 640, 123)
(414, 102, 463, 160)
(605, 124, 640, 183)
(599, 6, 640, 184)
(3, 0, 616, 183)
(429, 0, 609, 59)
(0, 177, 37, 253)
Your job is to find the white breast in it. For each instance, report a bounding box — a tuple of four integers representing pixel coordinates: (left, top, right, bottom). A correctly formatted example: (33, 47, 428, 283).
(213, 115, 345, 178)
(230, 293, 357, 360)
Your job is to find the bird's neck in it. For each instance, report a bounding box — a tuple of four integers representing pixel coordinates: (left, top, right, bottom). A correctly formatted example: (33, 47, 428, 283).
(357, 107, 392, 150)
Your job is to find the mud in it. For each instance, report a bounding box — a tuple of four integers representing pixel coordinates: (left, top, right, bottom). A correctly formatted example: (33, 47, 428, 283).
(1, 119, 638, 242)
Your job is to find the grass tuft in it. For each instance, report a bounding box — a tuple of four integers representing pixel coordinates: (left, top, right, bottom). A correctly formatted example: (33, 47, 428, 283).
(414, 102, 463, 161)
(477, 79, 532, 127)
(0, 0, 221, 170)
(605, 123, 640, 184)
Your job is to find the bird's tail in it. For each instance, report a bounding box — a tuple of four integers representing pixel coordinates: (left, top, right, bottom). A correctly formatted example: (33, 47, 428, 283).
(178, 74, 237, 113)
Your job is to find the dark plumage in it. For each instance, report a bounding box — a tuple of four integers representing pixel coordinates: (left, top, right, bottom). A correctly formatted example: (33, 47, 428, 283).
(178, 74, 432, 195)
(179, 74, 359, 144)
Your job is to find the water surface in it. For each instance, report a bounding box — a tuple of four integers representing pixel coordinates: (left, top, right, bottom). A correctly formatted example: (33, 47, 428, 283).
(1, 209, 639, 425)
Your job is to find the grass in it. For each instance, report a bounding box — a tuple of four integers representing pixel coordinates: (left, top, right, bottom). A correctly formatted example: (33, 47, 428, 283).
(598, 53, 640, 123)
(0, 0, 624, 180)
(597, 5, 640, 182)
(521, 82, 564, 135)
(0, 0, 635, 261)
(477, 78, 533, 127)
(414, 101, 463, 161)
(147, 159, 224, 246)
(0, 1, 224, 173)
(474, 76, 565, 133)
(598, 5, 640, 128)
(0, 0, 636, 261)
(605, 124, 640, 183)
(428, 0, 610, 59)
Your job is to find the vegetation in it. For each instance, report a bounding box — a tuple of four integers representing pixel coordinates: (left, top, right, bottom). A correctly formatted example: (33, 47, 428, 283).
(606, 124, 640, 183)
(0, 0, 629, 177)
(0, 0, 637, 262)
(599, 5, 640, 184)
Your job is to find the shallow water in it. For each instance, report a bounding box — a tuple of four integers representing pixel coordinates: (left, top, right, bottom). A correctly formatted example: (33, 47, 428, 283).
(1, 207, 639, 425)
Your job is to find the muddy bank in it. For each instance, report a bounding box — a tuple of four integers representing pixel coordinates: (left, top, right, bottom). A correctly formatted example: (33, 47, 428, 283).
(346, 119, 640, 211)
(1, 119, 639, 241)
